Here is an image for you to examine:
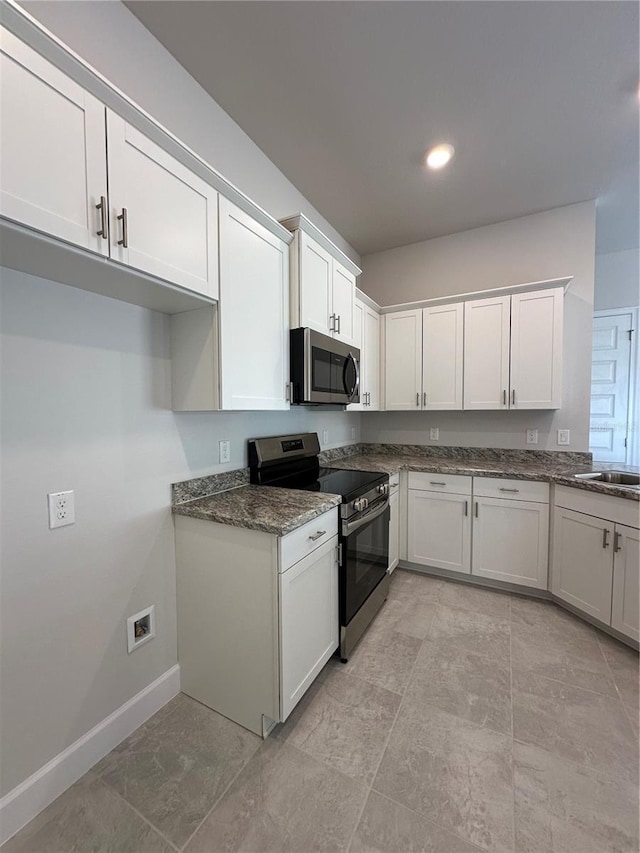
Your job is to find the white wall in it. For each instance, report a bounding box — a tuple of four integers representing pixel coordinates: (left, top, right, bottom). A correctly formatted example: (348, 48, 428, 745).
(0, 270, 360, 796)
(360, 202, 596, 451)
(594, 248, 639, 311)
(20, 0, 360, 267)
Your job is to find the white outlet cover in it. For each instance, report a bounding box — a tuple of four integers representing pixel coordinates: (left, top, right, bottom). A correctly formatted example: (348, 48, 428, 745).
(351, 426, 356, 440)
(429, 427, 439, 441)
(48, 490, 75, 529)
(322, 429, 329, 445)
(219, 440, 231, 463)
(557, 429, 571, 446)
(526, 429, 538, 445)
(127, 605, 156, 653)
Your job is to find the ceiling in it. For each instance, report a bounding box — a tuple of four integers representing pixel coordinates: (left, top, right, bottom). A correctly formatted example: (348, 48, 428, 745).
(125, 1, 638, 257)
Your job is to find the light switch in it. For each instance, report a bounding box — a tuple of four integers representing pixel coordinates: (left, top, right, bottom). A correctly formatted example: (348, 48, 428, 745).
(557, 429, 570, 446)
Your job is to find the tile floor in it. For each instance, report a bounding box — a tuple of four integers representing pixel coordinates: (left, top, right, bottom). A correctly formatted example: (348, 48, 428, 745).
(5, 570, 639, 853)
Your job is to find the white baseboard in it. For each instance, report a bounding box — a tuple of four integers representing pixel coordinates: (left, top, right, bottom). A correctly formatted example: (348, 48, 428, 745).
(0, 664, 180, 846)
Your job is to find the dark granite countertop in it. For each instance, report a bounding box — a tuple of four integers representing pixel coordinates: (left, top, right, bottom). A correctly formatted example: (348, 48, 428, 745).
(172, 485, 341, 535)
(326, 454, 640, 502)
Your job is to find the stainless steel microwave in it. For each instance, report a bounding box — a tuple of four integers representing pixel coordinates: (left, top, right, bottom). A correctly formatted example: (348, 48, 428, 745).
(290, 328, 360, 405)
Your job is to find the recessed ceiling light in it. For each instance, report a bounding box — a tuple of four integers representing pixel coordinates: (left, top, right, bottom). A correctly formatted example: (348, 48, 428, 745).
(425, 143, 455, 170)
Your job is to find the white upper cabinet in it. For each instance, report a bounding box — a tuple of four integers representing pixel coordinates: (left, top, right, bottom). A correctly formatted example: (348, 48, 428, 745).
(283, 215, 361, 347)
(510, 288, 563, 409)
(347, 299, 365, 412)
(106, 112, 218, 298)
(384, 310, 423, 410)
(464, 296, 511, 410)
(331, 259, 356, 344)
(0, 28, 108, 255)
(218, 198, 289, 410)
(171, 200, 289, 411)
(298, 231, 333, 337)
(364, 305, 381, 409)
(422, 303, 464, 410)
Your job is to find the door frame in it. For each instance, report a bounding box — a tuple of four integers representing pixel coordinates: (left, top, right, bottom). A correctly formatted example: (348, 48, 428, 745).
(591, 307, 638, 465)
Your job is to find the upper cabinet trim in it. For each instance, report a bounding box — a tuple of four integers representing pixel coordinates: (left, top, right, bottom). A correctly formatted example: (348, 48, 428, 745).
(279, 213, 362, 278)
(1, 0, 293, 246)
(378, 276, 573, 314)
(355, 287, 381, 313)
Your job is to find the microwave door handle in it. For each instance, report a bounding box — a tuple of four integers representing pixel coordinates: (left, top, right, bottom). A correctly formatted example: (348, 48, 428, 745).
(344, 352, 359, 402)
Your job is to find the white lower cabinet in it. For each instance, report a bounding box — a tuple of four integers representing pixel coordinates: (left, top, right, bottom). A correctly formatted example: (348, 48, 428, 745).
(175, 507, 339, 736)
(551, 487, 639, 640)
(611, 525, 640, 641)
(408, 483, 472, 573)
(552, 507, 614, 622)
(279, 536, 338, 720)
(471, 481, 549, 589)
(388, 475, 400, 572)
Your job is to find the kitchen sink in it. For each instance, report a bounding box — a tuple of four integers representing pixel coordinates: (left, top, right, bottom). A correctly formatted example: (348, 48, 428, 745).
(574, 472, 640, 489)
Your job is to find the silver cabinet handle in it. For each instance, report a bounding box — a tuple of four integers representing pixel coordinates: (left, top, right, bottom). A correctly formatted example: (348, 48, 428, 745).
(336, 315, 341, 334)
(499, 488, 520, 493)
(502, 389, 507, 405)
(367, 392, 371, 406)
(308, 530, 326, 541)
(96, 196, 108, 239)
(416, 392, 420, 407)
(423, 392, 427, 406)
(329, 313, 336, 332)
(512, 389, 516, 406)
(429, 481, 446, 486)
(117, 207, 128, 247)
(475, 502, 479, 518)
(464, 500, 468, 517)
(602, 528, 610, 549)
(614, 531, 623, 552)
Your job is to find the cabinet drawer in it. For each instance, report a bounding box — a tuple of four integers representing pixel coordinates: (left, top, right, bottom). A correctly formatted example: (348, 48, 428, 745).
(473, 477, 549, 503)
(280, 508, 338, 571)
(408, 472, 472, 496)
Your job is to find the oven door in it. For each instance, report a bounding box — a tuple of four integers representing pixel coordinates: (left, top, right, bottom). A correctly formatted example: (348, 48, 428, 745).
(340, 498, 390, 625)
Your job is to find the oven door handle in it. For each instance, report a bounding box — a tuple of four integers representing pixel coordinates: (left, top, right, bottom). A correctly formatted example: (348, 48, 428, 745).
(342, 498, 389, 535)
(344, 352, 360, 402)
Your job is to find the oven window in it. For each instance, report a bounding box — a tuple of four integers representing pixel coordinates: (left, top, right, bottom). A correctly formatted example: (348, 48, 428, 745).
(341, 505, 390, 624)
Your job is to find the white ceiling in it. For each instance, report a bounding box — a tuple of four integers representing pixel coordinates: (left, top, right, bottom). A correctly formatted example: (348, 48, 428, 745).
(125, 1, 639, 257)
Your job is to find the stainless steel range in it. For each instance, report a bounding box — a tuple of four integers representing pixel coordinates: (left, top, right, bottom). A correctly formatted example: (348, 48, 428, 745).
(248, 433, 391, 661)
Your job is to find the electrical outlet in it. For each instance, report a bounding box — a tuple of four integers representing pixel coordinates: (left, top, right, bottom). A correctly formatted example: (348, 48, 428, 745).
(322, 429, 329, 445)
(351, 426, 356, 440)
(526, 429, 538, 445)
(429, 427, 439, 441)
(557, 429, 570, 446)
(219, 440, 231, 463)
(48, 490, 75, 529)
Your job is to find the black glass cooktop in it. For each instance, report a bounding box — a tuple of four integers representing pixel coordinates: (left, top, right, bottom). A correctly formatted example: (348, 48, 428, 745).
(269, 466, 386, 501)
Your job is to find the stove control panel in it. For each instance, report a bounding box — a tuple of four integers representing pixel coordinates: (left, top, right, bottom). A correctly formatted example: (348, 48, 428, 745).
(353, 497, 370, 512)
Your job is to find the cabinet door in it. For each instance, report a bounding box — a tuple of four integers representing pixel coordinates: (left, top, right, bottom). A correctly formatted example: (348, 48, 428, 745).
(0, 28, 108, 255)
(472, 497, 549, 588)
(407, 490, 471, 573)
(364, 306, 381, 409)
(298, 232, 333, 337)
(551, 507, 614, 622)
(422, 303, 464, 410)
(388, 489, 400, 573)
(332, 260, 356, 345)
(463, 296, 510, 410)
(510, 288, 563, 409)
(611, 524, 639, 641)
(219, 198, 289, 410)
(347, 299, 365, 411)
(279, 537, 339, 721)
(106, 111, 218, 297)
(384, 310, 423, 410)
